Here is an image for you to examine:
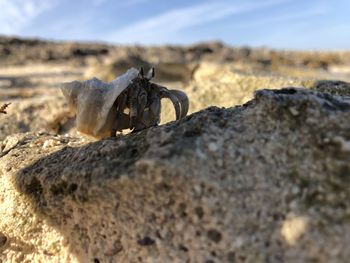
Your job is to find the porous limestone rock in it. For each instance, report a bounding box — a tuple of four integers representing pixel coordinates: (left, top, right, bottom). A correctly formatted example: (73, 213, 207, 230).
(1, 87, 350, 262)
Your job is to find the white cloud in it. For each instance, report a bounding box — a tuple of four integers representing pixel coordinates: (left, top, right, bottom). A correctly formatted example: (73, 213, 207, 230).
(0, 0, 56, 34)
(106, 0, 291, 44)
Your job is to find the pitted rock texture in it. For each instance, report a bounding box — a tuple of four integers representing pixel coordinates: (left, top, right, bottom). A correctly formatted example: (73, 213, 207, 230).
(1, 87, 350, 262)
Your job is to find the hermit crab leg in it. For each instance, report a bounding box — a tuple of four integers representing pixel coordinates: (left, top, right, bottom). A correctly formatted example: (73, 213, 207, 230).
(116, 91, 128, 114)
(116, 112, 131, 130)
(111, 111, 132, 136)
(129, 99, 138, 128)
(151, 83, 182, 120)
(129, 94, 147, 129)
(149, 98, 161, 125)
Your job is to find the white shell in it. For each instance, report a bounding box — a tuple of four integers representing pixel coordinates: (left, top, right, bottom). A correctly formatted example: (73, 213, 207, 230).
(61, 68, 139, 139)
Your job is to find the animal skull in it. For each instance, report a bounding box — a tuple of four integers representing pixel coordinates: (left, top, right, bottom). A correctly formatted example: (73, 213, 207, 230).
(61, 67, 189, 139)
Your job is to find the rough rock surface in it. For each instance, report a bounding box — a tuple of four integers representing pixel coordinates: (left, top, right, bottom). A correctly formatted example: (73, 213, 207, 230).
(1, 87, 350, 262)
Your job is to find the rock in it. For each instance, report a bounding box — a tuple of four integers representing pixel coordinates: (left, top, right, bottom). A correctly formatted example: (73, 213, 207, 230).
(86, 51, 197, 83)
(0, 36, 111, 65)
(0, 133, 21, 157)
(184, 63, 314, 115)
(312, 80, 350, 97)
(0, 63, 85, 140)
(0, 92, 75, 140)
(1, 87, 350, 262)
(1, 35, 350, 81)
(86, 53, 151, 81)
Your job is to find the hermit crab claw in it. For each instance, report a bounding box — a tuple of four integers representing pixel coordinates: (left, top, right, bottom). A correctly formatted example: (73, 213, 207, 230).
(160, 89, 181, 120)
(151, 82, 189, 121)
(168, 89, 189, 119)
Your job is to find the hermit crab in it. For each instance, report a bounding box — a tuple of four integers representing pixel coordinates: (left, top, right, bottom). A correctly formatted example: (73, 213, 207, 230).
(61, 67, 189, 139)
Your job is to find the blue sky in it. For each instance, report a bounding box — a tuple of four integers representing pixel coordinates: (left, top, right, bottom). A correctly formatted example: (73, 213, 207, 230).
(0, 0, 349, 50)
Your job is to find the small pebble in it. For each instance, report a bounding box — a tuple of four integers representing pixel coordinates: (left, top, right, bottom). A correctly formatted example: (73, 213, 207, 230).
(333, 136, 350, 152)
(289, 107, 299, 116)
(216, 159, 223, 167)
(42, 139, 62, 149)
(2, 137, 19, 153)
(208, 142, 219, 152)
